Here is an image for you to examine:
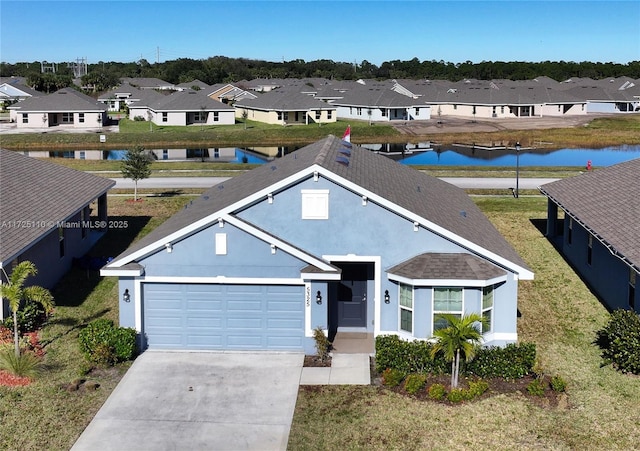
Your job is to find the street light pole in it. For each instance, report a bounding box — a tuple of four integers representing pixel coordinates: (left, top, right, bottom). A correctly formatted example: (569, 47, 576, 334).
(515, 141, 521, 198)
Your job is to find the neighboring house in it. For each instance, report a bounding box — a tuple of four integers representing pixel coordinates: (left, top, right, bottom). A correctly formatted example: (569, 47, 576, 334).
(540, 159, 640, 312)
(120, 77, 175, 91)
(333, 82, 431, 121)
(175, 79, 210, 91)
(101, 135, 533, 354)
(206, 83, 257, 104)
(97, 83, 146, 112)
(8, 87, 107, 129)
(234, 90, 337, 125)
(0, 79, 42, 109)
(0, 149, 114, 319)
(133, 90, 236, 126)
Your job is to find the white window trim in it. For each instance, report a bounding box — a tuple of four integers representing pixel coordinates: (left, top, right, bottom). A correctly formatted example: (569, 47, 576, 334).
(398, 283, 414, 335)
(482, 285, 494, 334)
(432, 287, 464, 335)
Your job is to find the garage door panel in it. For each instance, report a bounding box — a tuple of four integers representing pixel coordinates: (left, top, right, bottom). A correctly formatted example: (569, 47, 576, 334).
(144, 283, 304, 350)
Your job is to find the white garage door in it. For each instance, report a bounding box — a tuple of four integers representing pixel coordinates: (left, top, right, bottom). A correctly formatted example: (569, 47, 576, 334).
(143, 283, 305, 350)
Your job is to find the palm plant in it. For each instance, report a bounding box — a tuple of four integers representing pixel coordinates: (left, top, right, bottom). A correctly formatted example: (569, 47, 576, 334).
(430, 313, 486, 388)
(0, 261, 54, 358)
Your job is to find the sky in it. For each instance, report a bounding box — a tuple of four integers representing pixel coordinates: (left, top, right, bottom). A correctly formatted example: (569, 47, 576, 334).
(1, 1, 639, 65)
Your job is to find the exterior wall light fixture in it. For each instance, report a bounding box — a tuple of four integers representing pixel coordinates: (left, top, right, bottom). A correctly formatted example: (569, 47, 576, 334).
(123, 289, 131, 303)
(384, 290, 390, 304)
(316, 291, 322, 305)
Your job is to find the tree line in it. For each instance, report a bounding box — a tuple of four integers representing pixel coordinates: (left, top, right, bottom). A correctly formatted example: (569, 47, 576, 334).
(2, 57, 639, 94)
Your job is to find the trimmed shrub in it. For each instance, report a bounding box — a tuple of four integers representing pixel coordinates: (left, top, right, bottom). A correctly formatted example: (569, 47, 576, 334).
(375, 335, 449, 375)
(447, 388, 467, 403)
(464, 343, 537, 379)
(550, 375, 567, 392)
(428, 383, 447, 400)
(595, 309, 640, 374)
(3, 299, 48, 334)
(376, 335, 536, 380)
(79, 319, 137, 366)
(382, 368, 405, 387)
(468, 379, 489, 397)
(403, 373, 427, 394)
(527, 378, 546, 397)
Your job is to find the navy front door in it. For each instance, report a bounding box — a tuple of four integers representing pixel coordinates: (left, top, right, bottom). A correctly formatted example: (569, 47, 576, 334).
(337, 279, 367, 327)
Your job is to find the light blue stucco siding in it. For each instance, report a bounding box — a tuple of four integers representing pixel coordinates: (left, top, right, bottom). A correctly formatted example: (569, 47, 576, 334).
(238, 176, 520, 345)
(138, 222, 307, 279)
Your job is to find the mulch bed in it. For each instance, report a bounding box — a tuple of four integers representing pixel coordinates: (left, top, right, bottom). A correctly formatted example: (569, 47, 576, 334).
(0, 370, 32, 387)
(304, 355, 332, 367)
(376, 372, 568, 409)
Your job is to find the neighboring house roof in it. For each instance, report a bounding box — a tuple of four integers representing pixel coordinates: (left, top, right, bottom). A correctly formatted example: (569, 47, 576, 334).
(106, 135, 532, 279)
(539, 158, 640, 272)
(0, 149, 115, 266)
(7, 87, 107, 112)
(98, 83, 145, 100)
(333, 84, 423, 108)
(120, 77, 174, 90)
(0, 82, 43, 100)
(234, 90, 335, 111)
(147, 90, 235, 112)
(176, 79, 210, 90)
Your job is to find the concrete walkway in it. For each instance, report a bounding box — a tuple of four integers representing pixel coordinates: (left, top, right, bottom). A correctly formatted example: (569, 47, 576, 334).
(300, 353, 371, 385)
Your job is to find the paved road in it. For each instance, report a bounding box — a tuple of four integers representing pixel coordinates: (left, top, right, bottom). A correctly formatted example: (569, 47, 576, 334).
(110, 176, 558, 190)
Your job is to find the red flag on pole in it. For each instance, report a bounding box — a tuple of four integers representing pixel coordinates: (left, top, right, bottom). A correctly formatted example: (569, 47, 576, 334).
(342, 125, 351, 143)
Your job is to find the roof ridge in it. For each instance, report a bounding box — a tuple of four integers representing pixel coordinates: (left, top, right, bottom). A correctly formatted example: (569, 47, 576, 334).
(314, 135, 336, 165)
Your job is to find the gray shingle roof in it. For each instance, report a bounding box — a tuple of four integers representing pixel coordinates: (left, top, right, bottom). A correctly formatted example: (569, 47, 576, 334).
(111, 136, 530, 275)
(234, 90, 334, 111)
(8, 87, 107, 112)
(0, 150, 115, 264)
(540, 158, 640, 271)
(149, 90, 234, 111)
(387, 253, 507, 281)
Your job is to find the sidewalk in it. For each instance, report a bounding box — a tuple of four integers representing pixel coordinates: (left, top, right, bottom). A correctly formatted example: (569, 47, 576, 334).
(300, 353, 371, 385)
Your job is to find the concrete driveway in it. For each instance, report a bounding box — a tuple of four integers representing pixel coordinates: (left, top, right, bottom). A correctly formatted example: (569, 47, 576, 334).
(71, 351, 304, 451)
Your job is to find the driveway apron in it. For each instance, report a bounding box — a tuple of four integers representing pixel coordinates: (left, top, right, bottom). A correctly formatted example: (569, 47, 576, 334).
(71, 351, 304, 451)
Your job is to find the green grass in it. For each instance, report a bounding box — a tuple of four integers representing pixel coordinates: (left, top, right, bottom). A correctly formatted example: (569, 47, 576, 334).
(0, 196, 190, 451)
(2, 194, 639, 450)
(2, 114, 639, 151)
(288, 196, 640, 450)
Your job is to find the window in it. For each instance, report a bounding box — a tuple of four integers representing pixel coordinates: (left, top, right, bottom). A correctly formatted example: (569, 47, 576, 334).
(453, 104, 457, 110)
(501, 106, 505, 114)
(399, 283, 413, 333)
(277, 111, 282, 121)
(61, 112, 73, 123)
(79, 113, 85, 123)
(194, 111, 206, 122)
(79, 151, 85, 160)
(382, 108, 387, 117)
(433, 287, 463, 331)
(301, 189, 329, 220)
(349, 107, 353, 114)
(415, 108, 420, 116)
(327, 110, 332, 119)
(357, 107, 362, 115)
(213, 111, 219, 122)
(58, 226, 65, 258)
(587, 235, 593, 265)
(22, 114, 28, 123)
(482, 286, 494, 333)
(162, 149, 168, 160)
(567, 218, 573, 244)
(162, 112, 168, 122)
(315, 110, 321, 120)
(283, 112, 288, 121)
(630, 270, 637, 310)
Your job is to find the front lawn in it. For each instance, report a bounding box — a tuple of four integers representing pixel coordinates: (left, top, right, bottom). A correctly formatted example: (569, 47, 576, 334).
(0, 196, 191, 451)
(288, 196, 640, 450)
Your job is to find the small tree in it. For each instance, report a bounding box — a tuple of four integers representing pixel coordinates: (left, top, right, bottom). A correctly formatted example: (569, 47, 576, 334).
(121, 145, 152, 201)
(241, 109, 248, 130)
(430, 313, 485, 388)
(0, 261, 54, 358)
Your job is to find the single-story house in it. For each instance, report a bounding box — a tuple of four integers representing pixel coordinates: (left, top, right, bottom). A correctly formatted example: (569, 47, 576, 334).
(130, 90, 236, 126)
(0, 149, 114, 319)
(120, 77, 176, 91)
(332, 82, 431, 121)
(234, 90, 337, 125)
(101, 135, 533, 354)
(540, 158, 640, 312)
(206, 83, 257, 104)
(8, 87, 107, 129)
(0, 79, 42, 108)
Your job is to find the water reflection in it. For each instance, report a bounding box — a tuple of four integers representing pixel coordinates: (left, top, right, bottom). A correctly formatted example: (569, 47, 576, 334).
(23, 144, 640, 167)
